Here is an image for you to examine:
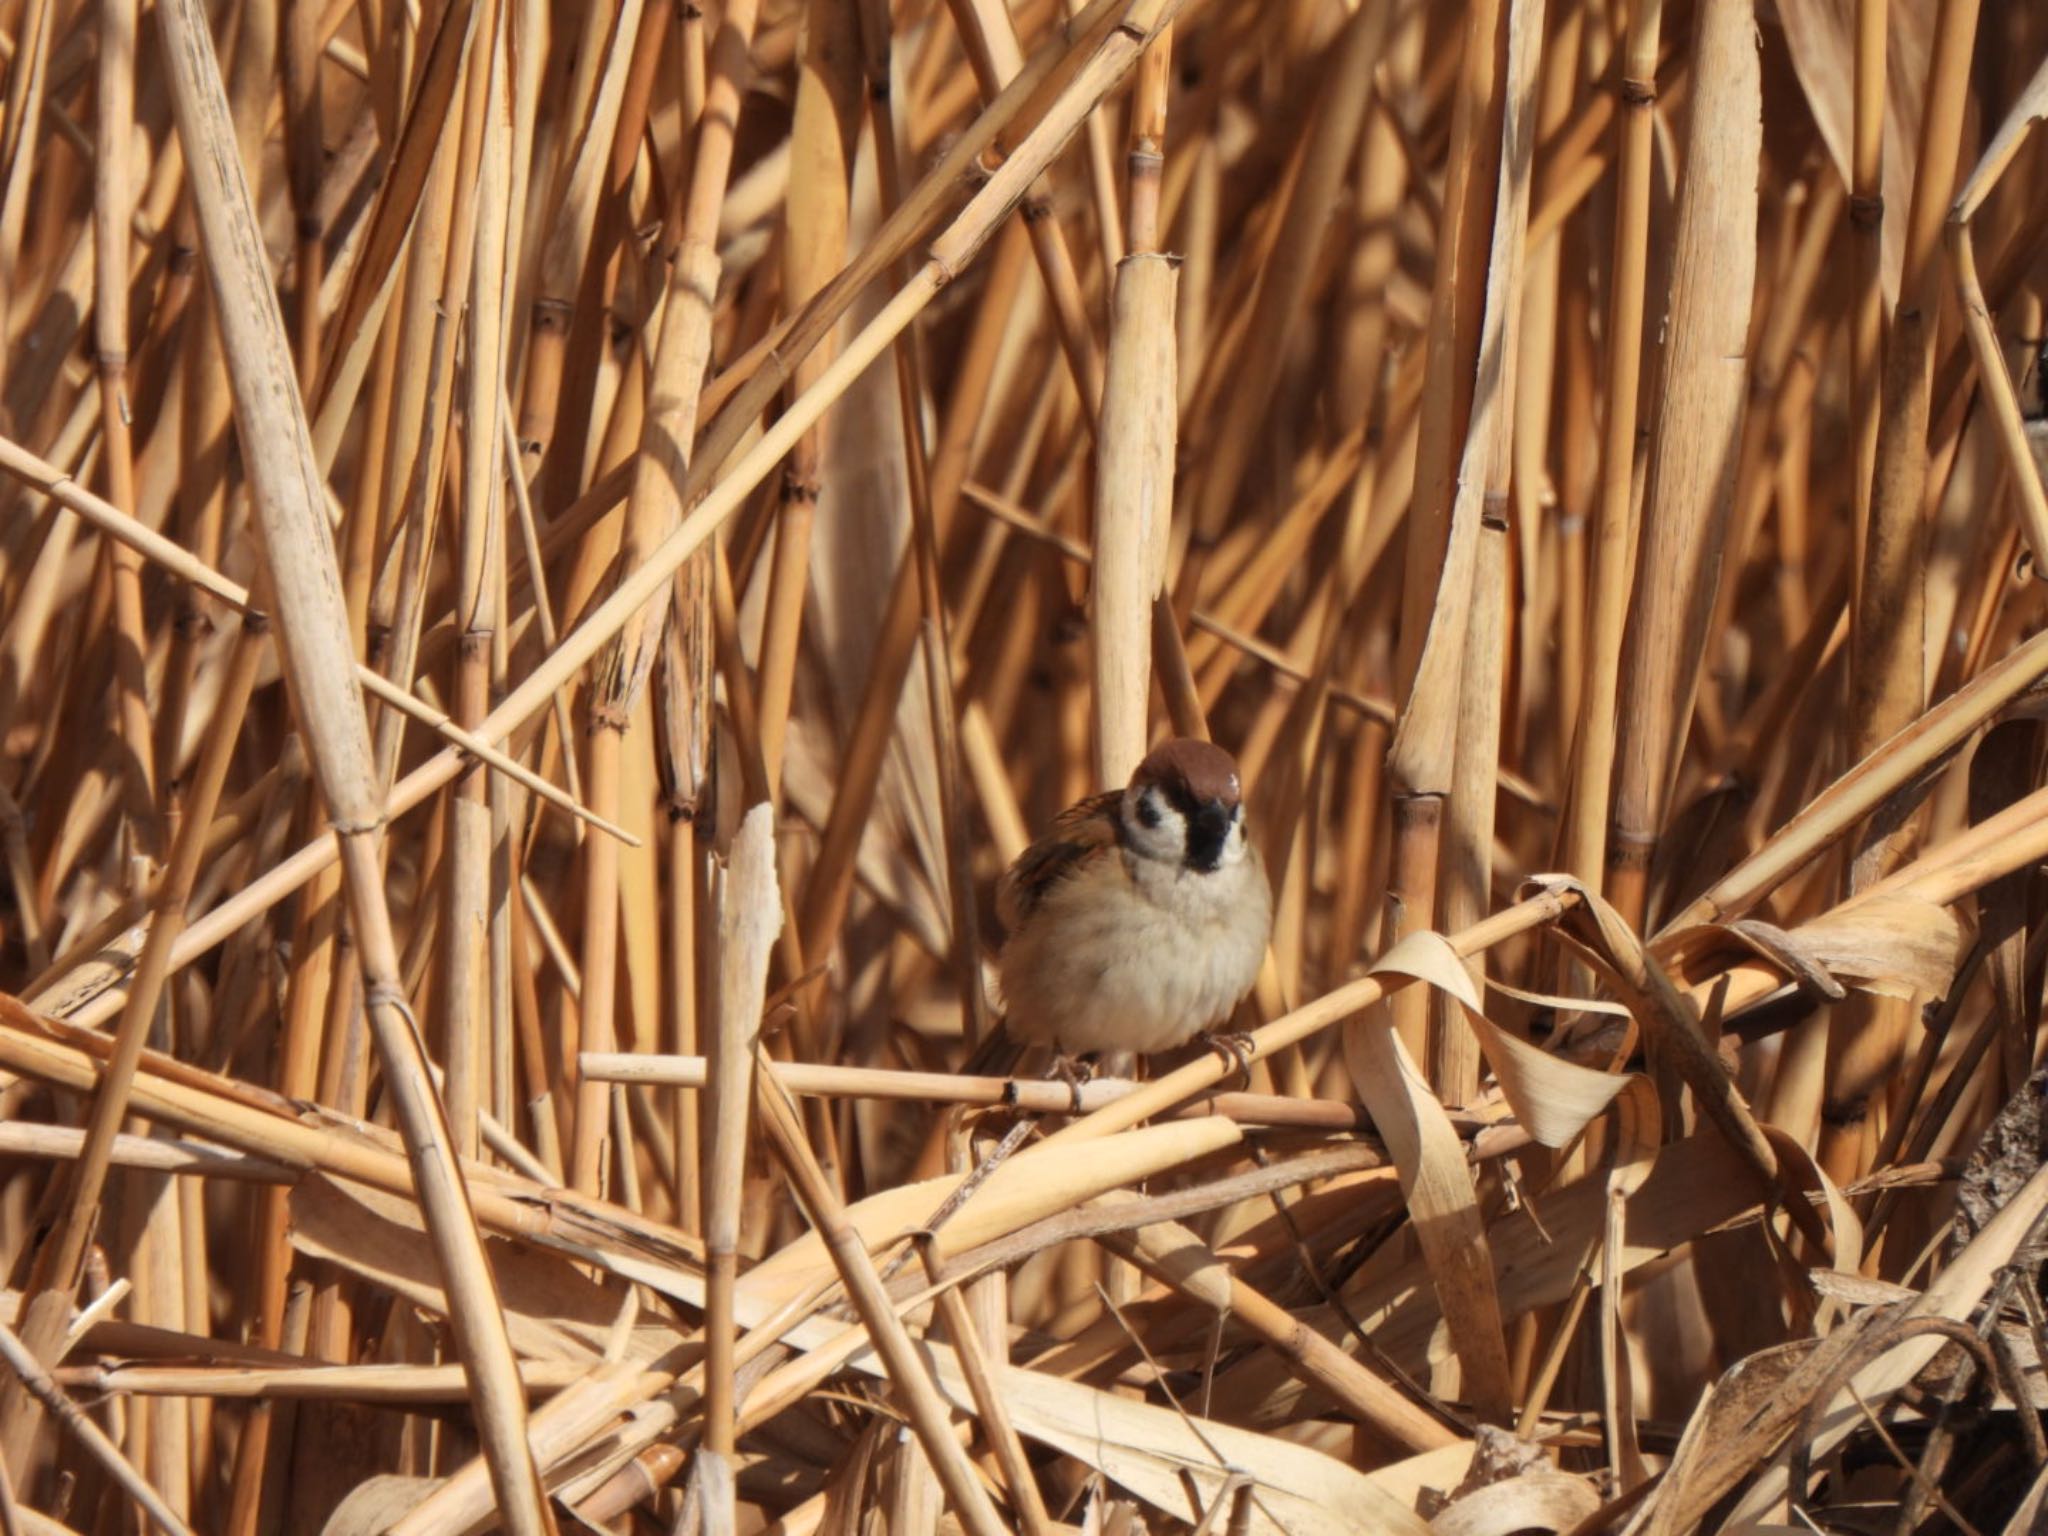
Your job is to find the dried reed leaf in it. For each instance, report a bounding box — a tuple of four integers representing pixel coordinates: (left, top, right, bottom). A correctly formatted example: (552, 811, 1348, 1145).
(745, 1117, 1240, 1304)
(319, 1476, 444, 1536)
(1767, 891, 1966, 1001)
(992, 1367, 1433, 1536)
(1344, 933, 1513, 1419)
(288, 1176, 686, 1365)
(1430, 1469, 1600, 1536)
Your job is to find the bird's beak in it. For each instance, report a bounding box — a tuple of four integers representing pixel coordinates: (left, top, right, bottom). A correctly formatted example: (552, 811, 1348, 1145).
(1187, 799, 1232, 870)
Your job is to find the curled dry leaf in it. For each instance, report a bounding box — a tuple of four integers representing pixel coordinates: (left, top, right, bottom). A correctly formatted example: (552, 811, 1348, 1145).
(1785, 892, 1967, 1001)
(1430, 1469, 1601, 1536)
(1347, 932, 1514, 1419)
(1370, 929, 1640, 1147)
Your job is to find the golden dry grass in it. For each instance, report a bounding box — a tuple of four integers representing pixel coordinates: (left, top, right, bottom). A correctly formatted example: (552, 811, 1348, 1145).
(0, 0, 2047, 1531)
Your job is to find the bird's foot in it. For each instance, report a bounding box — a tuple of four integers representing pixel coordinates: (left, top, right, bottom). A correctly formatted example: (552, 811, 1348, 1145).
(1044, 1053, 1096, 1114)
(1201, 1031, 1258, 1089)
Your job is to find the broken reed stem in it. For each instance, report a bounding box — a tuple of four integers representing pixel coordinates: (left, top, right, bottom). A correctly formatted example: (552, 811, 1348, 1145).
(1092, 252, 1178, 786)
(706, 806, 781, 1461)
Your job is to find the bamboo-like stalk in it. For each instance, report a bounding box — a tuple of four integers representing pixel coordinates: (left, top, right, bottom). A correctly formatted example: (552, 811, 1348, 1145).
(1426, 0, 1545, 1106)
(943, 0, 1106, 418)
(1555, 0, 1662, 898)
(1177, 0, 1389, 614)
(1091, 254, 1177, 786)
(753, 0, 862, 801)
(146, 5, 554, 1531)
(1851, 0, 1983, 797)
(705, 806, 780, 1491)
(1603, 0, 1761, 930)
(94, 0, 161, 885)
(1821, 0, 1985, 1183)
(1382, 0, 1506, 1063)
(1848, 0, 1885, 567)
(0, 0, 56, 385)
(444, 0, 510, 1163)
(569, 0, 760, 1199)
(513, 0, 647, 491)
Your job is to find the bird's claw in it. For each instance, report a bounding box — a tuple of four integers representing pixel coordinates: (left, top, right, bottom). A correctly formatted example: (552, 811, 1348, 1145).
(1045, 1053, 1095, 1114)
(1202, 1031, 1258, 1089)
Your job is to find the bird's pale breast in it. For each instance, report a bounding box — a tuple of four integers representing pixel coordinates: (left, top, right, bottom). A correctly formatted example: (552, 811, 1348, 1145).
(997, 844, 1269, 1056)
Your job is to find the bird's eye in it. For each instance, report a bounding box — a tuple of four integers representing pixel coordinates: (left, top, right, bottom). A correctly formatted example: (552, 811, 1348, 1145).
(1135, 792, 1161, 829)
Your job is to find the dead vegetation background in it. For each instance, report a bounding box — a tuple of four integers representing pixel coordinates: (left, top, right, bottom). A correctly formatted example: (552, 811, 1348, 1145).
(1, 0, 2047, 1530)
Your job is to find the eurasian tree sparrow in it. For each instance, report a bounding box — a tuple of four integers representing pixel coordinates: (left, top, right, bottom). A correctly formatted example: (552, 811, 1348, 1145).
(985, 739, 1272, 1066)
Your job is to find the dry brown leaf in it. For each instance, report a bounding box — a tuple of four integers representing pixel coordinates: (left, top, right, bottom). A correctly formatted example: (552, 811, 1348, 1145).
(1346, 932, 1515, 1418)
(1431, 1469, 1601, 1535)
(1783, 891, 1967, 1000)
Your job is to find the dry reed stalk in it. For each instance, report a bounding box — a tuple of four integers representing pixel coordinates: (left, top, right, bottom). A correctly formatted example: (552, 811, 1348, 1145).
(1556, 0, 1662, 902)
(753, 0, 861, 801)
(942, 0, 1106, 419)
(1383, 0, 1504, 1069)
(0, 620, 261, 1481)
(1822, 0, 1986, 1185)
(1092, 256, 1177, 784)
(1429, 0, 1545, 1103)
(1603, 0, 1760, 930)
(0, 1322, 193, 1536)
(753, 1058, 1011, 1536)
(704, 805, 779, 1517)
(0, 434, 629, 842)
(445, 0, 511, 1163)
(143, 5, 552, 1531)
(569, 0, 760, 1200)
(1849, 0, 1886, 573)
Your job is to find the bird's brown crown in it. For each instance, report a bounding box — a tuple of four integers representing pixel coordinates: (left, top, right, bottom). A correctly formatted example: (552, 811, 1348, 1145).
(1132, 738, 1242, 808)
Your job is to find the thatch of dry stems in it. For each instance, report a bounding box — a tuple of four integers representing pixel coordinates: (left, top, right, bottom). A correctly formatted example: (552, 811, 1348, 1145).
(3, 0, 2048, 1530)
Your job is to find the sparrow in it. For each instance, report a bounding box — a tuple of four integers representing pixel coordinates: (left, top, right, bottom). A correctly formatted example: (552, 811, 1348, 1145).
(982, 738, 1272, 1068)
